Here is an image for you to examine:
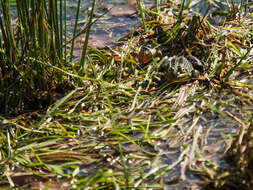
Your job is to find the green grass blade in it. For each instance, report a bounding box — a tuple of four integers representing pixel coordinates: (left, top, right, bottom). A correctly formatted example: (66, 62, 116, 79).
(137, 0, 147, 32)
(80, 0, 96, 74)
(70, 0, 81, 62)
(36, 88, 78, 128)
(224, 48, 251, 81)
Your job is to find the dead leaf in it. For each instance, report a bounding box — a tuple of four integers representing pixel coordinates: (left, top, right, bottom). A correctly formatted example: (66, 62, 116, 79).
(73, 34, 114, 58)
(128, 0, 137, 7)
(87, 34, 114, 49)
(107, 5, 137, 17)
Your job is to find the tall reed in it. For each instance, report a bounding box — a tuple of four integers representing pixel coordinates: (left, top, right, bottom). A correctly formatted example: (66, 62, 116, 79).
(0, 0, 83, 114)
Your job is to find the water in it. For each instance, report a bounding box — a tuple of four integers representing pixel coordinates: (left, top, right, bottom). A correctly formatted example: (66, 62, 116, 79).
(4, 0, 251, 48)
(2, 1, 252, 188)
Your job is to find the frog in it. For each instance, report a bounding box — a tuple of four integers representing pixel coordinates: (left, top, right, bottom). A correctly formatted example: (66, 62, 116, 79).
(158, 55, 206, 82)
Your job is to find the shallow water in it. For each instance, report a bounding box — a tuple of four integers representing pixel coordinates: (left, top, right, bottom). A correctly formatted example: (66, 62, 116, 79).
(5, 0, 251, 48)
(69, 1, 252, 188)
(1, 1, 252, 189)
(67, 0, 252, 50)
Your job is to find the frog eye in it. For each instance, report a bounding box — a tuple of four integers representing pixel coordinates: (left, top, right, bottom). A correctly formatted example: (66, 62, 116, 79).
(181, 67, 186, 73)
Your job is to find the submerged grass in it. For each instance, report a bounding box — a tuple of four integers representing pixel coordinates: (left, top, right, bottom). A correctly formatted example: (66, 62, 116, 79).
(0, 0, 253, 189)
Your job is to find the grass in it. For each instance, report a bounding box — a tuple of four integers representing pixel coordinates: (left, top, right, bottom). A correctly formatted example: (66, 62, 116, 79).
(0, 0, 253, 189)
